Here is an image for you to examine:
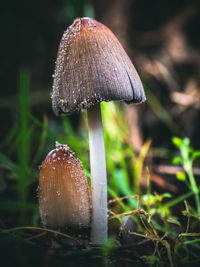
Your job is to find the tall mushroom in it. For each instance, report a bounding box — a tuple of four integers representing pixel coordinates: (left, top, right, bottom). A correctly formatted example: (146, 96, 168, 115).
(52, 17, 146, 244)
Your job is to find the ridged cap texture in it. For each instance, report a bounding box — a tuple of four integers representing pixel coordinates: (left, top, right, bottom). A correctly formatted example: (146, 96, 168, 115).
(52, 17, 146, 115)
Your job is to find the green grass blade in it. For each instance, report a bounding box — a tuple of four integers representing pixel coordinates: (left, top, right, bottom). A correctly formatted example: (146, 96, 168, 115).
(0, 123, 18, 150)
(146, 167, 151, 213)
(145, 85, 181, 136)
(0, 152, 20, 179)
(134, 139, 151, 193)
(31, 115, 48, 167)
(29, 113, 64, 144)
(164, 187, 200, 209)
(18, 69, 30, 202)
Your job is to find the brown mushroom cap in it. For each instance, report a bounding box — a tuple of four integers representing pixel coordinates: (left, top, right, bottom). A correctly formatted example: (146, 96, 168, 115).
(39, 144, 90, 229)
(52, 17, 146, 115)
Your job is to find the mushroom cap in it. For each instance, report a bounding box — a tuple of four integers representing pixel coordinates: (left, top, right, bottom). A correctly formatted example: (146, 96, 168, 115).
(39, 144, 91, 229)
(52, 17, 146, 115)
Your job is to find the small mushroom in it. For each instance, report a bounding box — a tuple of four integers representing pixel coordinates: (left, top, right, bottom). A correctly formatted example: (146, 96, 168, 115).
(39, 144, 90, 230)
(51, 17, 146, 244)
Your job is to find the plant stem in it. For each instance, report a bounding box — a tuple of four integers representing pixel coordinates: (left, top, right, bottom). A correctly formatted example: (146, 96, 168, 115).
(187, 169, 200, 214)
(87, 104, 107, 244)
(19, 69, 30, 203)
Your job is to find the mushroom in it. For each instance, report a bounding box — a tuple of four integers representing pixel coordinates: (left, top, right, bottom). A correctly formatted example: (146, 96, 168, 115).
(51, 17, 146, 244)
(39, 144, 90, 231)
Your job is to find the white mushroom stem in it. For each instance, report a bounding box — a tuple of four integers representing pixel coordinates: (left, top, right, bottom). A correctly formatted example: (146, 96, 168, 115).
(87, 103, 107, 245)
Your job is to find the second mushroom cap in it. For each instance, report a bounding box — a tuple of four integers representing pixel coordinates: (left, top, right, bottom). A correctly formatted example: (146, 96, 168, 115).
(39, 144, 91, 229)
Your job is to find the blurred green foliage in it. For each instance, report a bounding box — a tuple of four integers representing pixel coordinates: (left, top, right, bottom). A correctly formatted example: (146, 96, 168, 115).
(172, 137, 200, 214)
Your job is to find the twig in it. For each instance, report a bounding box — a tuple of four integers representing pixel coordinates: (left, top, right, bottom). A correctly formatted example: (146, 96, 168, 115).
(0, 226, 81, 244)
(108, 194, 139, 207)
